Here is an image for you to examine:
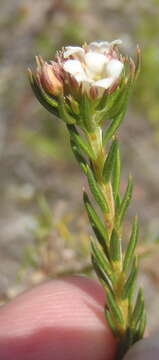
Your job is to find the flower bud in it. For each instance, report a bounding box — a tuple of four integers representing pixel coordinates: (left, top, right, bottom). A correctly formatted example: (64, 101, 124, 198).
(40, 63, 63, 97)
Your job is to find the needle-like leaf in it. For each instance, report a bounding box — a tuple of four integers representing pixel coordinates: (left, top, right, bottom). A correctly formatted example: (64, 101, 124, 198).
(103, 139, 118, 183)
(86, 165, 109, 212)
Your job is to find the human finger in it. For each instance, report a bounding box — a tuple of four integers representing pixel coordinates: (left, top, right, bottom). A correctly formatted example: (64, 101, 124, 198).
(0, 276, 117, 360)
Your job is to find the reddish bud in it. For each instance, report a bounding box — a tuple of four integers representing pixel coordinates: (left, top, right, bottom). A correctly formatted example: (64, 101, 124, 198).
(40, 62, 63, 96)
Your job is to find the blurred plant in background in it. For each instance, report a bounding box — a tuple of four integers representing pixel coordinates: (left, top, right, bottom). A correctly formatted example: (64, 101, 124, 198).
(134, 2, 159, 139)
(18, 196, 91, 285)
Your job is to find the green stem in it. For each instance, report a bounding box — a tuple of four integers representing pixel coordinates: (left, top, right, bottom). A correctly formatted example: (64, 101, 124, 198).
(87, 126, 129, 337)
(87, 127, 115, 236)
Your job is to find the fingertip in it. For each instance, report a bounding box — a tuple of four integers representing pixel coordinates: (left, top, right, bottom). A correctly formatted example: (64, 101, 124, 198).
(0, 276, 117, 360)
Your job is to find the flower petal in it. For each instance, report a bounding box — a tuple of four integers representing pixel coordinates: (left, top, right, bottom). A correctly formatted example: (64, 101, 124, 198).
(106, 59, 123, 79)
(85, 52, 108, 76)
(63, 59, 83, 75)
(63, 46, 85, 59)
(75, 73, 89, 82)
(63, 59, 88, 83)
(94, 77, 114, 89)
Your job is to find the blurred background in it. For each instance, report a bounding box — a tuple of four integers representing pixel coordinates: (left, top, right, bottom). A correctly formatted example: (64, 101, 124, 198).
(0, 0, 159, 333)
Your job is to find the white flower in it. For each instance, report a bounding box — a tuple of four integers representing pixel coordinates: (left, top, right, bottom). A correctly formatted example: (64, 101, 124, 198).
(62, 40, 124, 96)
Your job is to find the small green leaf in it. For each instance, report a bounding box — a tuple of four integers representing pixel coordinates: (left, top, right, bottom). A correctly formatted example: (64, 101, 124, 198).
(137, 310, 146, 339)
(115, 193, 121, 212)
(106, 68, 136, 124)
(112, 142, 121, 201)
(131, 289, 144, 328)
(91, 240, 112, 279)
(107, 291, 124, 326)
(58, 96, 76, 124)
(116, 176, 133, 228)
(92, 255, 113, 294)
(123, 217, 139, 272)
(80, 93, 96, 132)
(103, 110, 126, 145)
(123, 258, 138, 299)
(103, 139, 118, 183)
(110, 229, 122, 262)
(68, 125, 96, 160)
(105, 309, 119, 336)
(107, 79, 132, 120)
(96, 91, 109, 111)
(86, 165, 109, 213)
(133, 310, 146, 343)
(83, 192, 109, 248)
(67, 95, 80, 115)
(70, 140, 87, 174)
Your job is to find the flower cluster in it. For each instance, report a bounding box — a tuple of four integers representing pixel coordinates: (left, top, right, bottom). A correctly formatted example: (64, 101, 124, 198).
(29, 40, 139, 131)
(57, 40, 123, 97)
